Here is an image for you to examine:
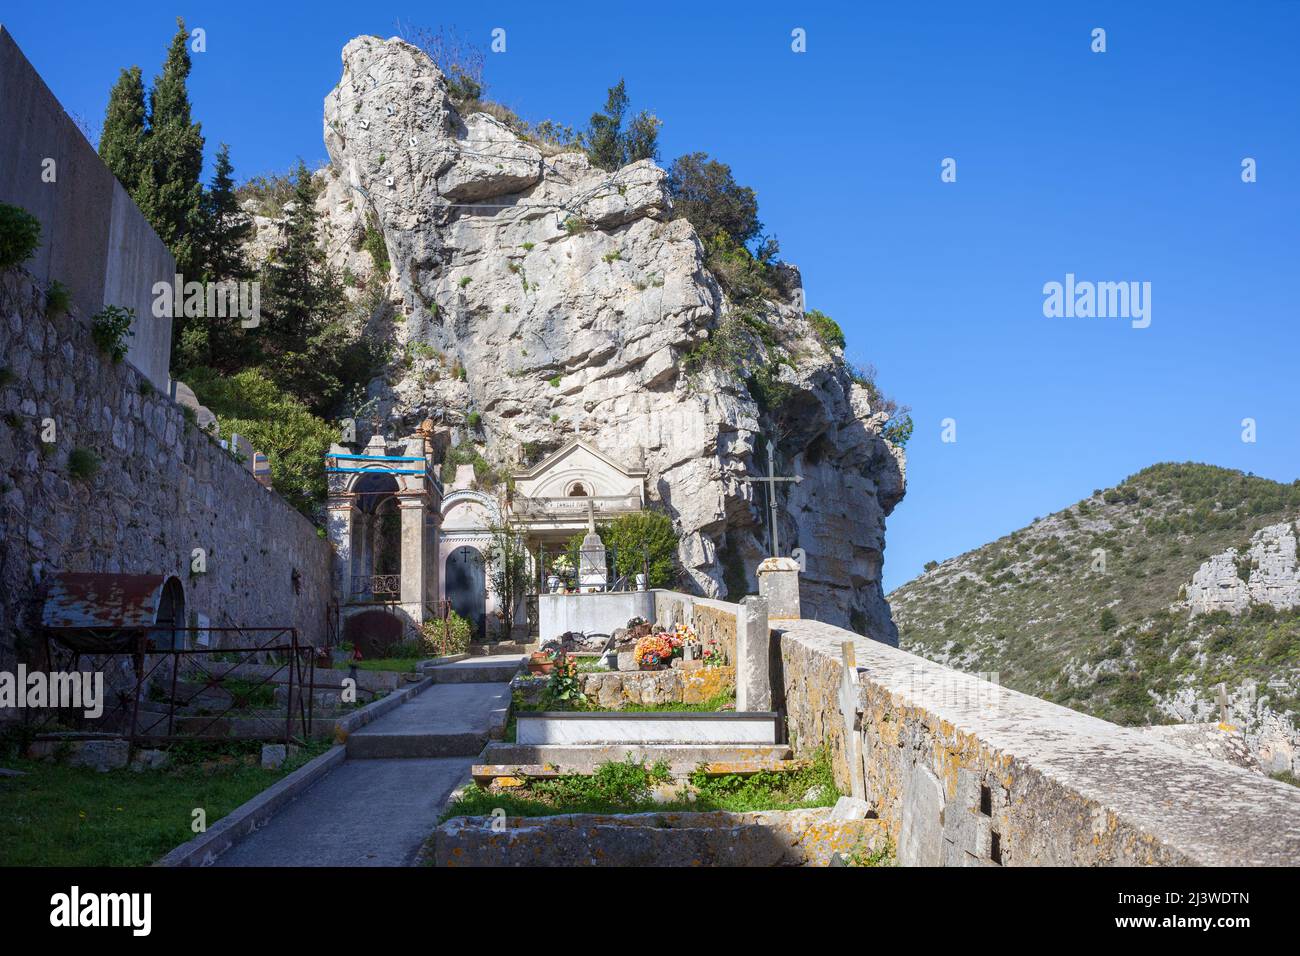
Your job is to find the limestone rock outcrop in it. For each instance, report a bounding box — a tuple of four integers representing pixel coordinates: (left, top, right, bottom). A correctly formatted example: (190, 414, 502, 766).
(1185, 521, 1300, 616)
(309, 36, 906, 639)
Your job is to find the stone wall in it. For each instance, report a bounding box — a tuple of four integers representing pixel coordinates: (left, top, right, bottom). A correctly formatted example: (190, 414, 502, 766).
(653, 591, 738, 664)
(578, 666, 734, 709)
(0, 268, 332, 679)
(0, 26, 174, 389)
(776, 618, 1300, 866)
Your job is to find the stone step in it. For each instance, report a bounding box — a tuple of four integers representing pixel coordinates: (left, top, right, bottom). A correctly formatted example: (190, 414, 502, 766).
(347, 729, 489, 759)
(424, 657, 523, 684)
(480, 743, 795, 776)
(345, 681, 511, 759)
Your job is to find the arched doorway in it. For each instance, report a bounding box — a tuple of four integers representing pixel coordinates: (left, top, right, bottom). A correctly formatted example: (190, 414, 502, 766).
(351, 472, 402, 598)
(445, 546, 486, 641)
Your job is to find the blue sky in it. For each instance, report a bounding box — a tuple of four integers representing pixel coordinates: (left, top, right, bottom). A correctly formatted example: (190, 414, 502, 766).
(6, 1, 1297, 592)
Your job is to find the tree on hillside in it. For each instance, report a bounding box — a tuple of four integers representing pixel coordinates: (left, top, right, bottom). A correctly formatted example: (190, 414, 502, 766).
(135, 18, 205, 278)
(99, 66, 148, 194)
(200, 144, 253, 283)
(174, 143, 257, 373)
(259, 161, 344, 410)
(666, 152, 762, 247)
(584, 80, 661, 171)
(258, 161, 381, 417)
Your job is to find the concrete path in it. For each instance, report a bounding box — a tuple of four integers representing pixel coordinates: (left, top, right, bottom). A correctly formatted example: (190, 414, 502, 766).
(212, 656, 521, 866)
(347, 679, 512, 758)
(213, 757, 468, 866)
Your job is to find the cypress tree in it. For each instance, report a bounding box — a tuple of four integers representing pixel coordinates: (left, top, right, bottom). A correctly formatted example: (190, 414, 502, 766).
(99, 66, 148, 193)
(175, 143, 257, 373)
(261, 161, 348, 413)
(200, 143, 252, 283)
(138, 18, 205, 277)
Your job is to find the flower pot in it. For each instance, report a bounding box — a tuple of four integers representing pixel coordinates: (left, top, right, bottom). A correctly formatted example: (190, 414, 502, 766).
(528, 660, 554, 674)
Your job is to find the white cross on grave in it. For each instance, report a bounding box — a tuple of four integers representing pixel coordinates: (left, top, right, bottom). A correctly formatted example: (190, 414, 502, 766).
(838, 641, 867, 801)
(740, 440, 802, 557)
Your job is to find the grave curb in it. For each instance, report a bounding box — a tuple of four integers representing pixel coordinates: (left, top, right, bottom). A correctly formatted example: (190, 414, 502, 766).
(334, 675, 434, 739)
(154, 744, 347, 867)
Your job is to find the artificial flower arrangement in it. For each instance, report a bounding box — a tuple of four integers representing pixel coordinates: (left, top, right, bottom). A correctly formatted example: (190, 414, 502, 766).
(635, 632, 676, 669)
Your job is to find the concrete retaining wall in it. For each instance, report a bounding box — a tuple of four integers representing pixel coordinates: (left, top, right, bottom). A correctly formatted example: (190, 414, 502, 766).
(0, 268, 331, 682)
(435, 808, 886, 867)
(776, 618, 1300, 866)
(0, 25, 174, 389)
(538, 590, 654, 643)
(516, 710, 778, 745)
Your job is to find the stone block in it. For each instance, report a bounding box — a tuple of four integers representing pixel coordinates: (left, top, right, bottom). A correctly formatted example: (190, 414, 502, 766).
(130, 748, 170, 772)
(830, 795, 871, 821)
(261, 743, 288, 769)
(27, 736, 129, 772)
(757, 557, 801, 620)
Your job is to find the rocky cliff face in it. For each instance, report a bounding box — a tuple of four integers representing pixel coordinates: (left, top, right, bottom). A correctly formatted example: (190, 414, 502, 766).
(306, 36, 905, 639)
(1185, 521, 1300, 616)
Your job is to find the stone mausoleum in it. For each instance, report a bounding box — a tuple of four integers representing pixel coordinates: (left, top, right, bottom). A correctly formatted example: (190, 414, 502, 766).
(325, 434, 648, 648)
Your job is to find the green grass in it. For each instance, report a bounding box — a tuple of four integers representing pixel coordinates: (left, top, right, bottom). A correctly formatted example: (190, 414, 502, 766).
(0, 740, 329, 866)
(442, 747, 838, 820)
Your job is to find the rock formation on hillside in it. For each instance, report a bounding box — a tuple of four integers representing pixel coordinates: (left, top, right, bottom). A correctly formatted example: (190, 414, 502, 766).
(282, 36, 906, 639)
(1184, 521, 1300, 616)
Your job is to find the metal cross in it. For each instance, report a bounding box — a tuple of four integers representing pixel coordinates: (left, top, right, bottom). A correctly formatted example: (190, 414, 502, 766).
(740, 440, 802, 557)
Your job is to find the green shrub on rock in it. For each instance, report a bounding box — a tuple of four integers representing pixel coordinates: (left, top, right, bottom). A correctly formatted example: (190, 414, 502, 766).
(0, 203, 41, 269)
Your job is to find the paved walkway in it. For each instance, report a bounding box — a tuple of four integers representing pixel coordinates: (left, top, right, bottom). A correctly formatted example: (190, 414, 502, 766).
(214, 656, 521, 867)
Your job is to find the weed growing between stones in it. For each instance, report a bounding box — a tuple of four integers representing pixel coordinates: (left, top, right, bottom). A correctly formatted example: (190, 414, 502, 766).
(67, 447, 100, 481)
(90, 304, 135, 363)
(845, 837, 897, 867)
(44, 279, 70, 318)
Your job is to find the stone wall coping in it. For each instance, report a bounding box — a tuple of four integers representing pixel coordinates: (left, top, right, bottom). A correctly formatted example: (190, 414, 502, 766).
(651, 590, 743, 616)
(517, 710, 777, 721)
(779, 618, 1300, 866)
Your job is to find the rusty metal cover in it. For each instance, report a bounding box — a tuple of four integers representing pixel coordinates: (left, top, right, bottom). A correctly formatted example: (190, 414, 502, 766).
(41, 573, 174, 630)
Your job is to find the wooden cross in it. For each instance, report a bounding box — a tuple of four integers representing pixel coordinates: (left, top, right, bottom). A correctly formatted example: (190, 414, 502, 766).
(740, 440, 802, 557)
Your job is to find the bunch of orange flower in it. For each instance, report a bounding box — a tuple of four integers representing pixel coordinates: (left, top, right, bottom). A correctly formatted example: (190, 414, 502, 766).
(635, 633, 675, 668)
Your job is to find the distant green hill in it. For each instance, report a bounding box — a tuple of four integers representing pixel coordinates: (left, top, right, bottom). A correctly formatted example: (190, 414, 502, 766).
(889, 463, 1300, 727)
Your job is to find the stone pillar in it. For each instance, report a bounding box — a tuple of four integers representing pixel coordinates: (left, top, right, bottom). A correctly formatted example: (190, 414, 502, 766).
(736, 595, 771, 712)
(326, 502, 358, 604)
(398, 495, 427, 623)
(757, 556, 801, 620)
